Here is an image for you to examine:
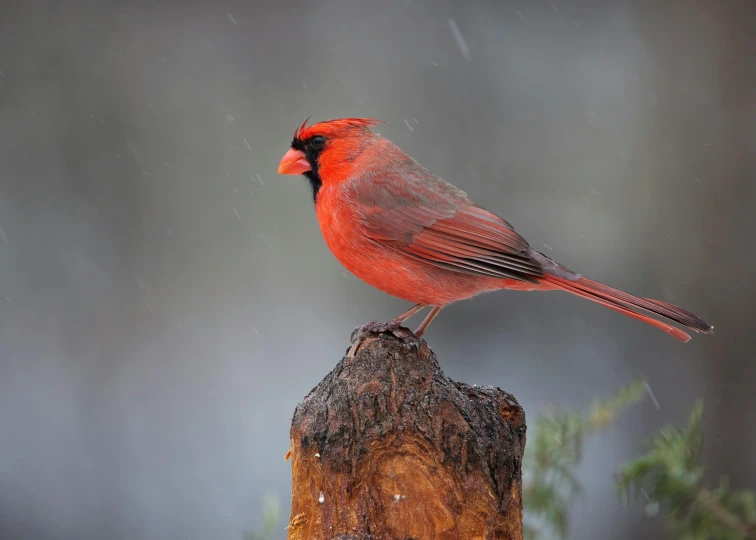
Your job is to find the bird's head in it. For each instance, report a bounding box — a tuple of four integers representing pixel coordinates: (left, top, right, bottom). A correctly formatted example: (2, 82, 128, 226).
(277, 117, 385, 201)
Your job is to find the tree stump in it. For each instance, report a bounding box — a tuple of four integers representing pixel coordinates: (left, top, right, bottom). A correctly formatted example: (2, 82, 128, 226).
(286, 327, 526, 540)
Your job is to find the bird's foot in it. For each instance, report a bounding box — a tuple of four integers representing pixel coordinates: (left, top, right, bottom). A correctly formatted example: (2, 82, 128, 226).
(351, 319, 412, 343)
(346, 318, 424, 360)
(350, 319, 416, 343)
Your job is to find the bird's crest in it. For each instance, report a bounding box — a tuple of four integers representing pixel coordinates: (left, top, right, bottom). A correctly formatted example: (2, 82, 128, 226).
(294, 117, 386, 141)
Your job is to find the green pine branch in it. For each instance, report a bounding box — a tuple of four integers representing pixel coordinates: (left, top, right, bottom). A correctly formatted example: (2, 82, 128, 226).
(618, 402, 756, 539)
(523, 379, 648, 539)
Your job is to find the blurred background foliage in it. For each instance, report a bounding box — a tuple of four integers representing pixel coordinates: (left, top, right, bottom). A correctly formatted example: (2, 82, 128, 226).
(525, 384, 756, 539)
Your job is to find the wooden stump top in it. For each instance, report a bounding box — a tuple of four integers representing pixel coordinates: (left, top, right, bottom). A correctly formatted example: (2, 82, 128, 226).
(287, 329, 526, 540)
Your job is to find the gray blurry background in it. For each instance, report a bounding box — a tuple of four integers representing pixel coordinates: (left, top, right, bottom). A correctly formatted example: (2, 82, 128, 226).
(0, 0, 753, 539)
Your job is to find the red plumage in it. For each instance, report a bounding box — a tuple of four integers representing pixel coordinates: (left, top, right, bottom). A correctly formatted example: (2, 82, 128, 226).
(277, 117, 713, 341)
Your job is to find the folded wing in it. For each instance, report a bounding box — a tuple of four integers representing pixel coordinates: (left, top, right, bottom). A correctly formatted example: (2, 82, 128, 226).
(358, 201, 544, 283)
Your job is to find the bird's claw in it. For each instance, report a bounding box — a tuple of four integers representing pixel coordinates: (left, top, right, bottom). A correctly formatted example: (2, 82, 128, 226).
(349, 319, 416, 345)
(346, 320, 422, 361)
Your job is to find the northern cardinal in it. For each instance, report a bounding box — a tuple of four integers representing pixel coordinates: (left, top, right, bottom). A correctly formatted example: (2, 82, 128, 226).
(277, 117, 713, 342)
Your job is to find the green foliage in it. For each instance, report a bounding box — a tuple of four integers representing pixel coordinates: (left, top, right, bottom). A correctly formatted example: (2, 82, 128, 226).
(523, 380, 648, 538)
(243, 493, 282, 540)
(618, 403, 756, 539)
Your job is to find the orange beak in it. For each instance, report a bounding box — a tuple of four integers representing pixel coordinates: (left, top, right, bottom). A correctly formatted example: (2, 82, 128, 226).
(277, 148, 311, 175)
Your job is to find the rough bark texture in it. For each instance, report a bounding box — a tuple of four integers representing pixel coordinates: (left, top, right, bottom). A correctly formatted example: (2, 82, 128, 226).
(287, 328, 526, 540)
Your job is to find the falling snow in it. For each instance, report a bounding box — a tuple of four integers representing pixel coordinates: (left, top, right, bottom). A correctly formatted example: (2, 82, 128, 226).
(644, 382, 661, 410)
(256, 234, 272, 249)
(126, 140, 143, 162)
(448, 19, 471, 61)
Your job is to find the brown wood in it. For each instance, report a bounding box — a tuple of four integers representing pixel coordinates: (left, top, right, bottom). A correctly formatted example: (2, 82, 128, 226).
(286, 327, 526, 540)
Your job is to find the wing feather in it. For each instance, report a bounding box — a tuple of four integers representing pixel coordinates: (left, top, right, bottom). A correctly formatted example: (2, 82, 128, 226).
(358, 202, 544, 282)
(349, 158, 544, 282)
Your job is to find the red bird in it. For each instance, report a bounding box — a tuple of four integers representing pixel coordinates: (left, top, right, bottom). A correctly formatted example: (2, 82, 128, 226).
(277, 117, 713, 342)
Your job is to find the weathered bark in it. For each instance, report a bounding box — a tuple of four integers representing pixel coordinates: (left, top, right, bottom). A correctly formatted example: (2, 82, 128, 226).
(287, 327, 526, 540)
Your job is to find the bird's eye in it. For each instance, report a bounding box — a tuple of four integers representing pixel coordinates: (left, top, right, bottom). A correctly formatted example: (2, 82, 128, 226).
(310, 136, 325, 149)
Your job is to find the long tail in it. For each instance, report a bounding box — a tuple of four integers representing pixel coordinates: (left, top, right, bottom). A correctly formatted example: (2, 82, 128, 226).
(539, 262, 713, 343)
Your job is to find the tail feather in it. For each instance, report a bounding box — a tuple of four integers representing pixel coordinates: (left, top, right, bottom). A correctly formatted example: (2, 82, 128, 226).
(543, 272, 713, 343)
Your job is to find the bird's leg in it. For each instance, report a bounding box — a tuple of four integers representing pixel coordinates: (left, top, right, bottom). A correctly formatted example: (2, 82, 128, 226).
(350, 304, 426, 344)
(391, 303, 426, 324)
(414, 305, 443, 337)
